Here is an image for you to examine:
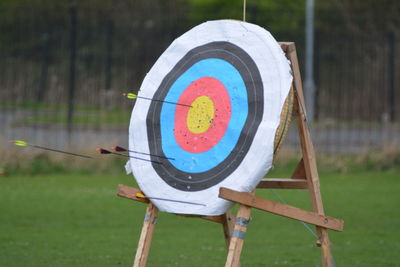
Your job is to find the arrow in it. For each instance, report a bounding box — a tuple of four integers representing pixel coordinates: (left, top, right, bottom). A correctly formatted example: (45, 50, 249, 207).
(96, 148, 162, 165)
(135, 192, 206, 206)
(123, 93, 192, 108)
(111, 145, 174, 160)
(9, 140, 93, 159)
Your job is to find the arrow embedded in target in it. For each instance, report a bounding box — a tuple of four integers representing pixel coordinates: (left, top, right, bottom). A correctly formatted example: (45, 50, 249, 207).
(9, 140, 93, 159)
(96, 148, 162, 164)
(123, 93, 192, 108)
(111, 145, 174, 160)
(135, 192, 206, 206)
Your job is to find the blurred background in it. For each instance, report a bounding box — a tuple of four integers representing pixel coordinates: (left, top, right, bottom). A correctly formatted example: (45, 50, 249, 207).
(1, 0, 399, 161)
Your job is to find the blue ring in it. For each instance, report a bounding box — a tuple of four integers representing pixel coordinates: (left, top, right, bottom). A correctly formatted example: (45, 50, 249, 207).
(160, 58, 248, 173)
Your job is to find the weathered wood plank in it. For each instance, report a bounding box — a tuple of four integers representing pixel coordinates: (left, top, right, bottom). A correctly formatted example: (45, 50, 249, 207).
(219, 188, 344, 232)
(225, 197, 253, 267)
(291, 158, 307, 179)
(117, 184, 149, 204)
(257, 178, 308, 189)
(118, 185, 229, 224)
(133, 203, 158, 267)
(221, 211, 235, 250)
(285, 42, 334, 266)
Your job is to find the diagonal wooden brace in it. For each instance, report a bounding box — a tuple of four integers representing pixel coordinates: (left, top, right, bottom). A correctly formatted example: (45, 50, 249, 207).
(219, 187, 344, 232)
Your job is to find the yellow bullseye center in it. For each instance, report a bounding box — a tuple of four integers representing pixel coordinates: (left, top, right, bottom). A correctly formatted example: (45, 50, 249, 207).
(187, 96, 215, 134)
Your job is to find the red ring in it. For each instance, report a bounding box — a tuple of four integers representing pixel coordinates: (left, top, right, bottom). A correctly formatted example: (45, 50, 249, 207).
(174, 77, 231, 153)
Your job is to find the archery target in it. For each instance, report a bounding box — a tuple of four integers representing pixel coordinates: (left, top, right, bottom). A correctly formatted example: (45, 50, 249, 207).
(129, 20, 293, 215)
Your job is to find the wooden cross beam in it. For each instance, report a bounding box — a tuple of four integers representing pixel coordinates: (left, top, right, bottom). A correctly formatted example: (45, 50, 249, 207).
(219, 187, 344, 232)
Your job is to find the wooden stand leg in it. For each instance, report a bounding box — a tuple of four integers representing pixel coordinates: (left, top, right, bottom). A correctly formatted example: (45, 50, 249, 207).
(318, 228, 332, 266)
(285, 42, 334, 267)
(225, 204, 252, 267)
(133, 203, 159, 267)
(221, 211, 235, 250)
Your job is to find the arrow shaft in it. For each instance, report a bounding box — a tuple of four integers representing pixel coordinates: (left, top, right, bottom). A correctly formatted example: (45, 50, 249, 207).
(32, 145, 92, 159)
(127, 149, 174, 160)
(110, 151, 162, 165)
(145, 196, 206, 206)
(137, 96, 191, 108)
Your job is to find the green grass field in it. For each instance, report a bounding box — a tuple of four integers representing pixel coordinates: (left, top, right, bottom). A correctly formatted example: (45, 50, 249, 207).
(1, 166, 399, 266)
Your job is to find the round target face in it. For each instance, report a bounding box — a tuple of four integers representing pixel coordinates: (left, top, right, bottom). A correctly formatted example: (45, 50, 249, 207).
(129, 20, 293, 215)
(147, 41, 263, 191)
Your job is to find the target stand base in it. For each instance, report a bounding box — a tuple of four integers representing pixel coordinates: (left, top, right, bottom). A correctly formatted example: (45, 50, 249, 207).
(117, 184, 236, 267)
(218, 42, 344, 267)
(116, 42, 343, 267)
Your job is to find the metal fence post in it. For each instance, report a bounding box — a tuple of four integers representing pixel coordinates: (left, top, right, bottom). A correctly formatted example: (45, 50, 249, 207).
(67, 4, 77, 147)
(314, 31, 320, 121)
(388, 31, 396, 122)
(104, 19, 113, 91)
(304, 0, 316, 122)
(37, 32, 50, 103)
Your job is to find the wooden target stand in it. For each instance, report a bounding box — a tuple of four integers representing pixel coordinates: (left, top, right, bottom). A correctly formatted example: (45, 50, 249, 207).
(117, 42, 344, 267)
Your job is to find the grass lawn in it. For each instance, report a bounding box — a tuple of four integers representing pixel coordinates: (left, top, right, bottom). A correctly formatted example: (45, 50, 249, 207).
(0, 167, 399, 266)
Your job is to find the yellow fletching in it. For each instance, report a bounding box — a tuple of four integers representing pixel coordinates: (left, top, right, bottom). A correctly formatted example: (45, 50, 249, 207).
(126, 93, 138, 99)
(11, 140, 29, 147)
(136, 192, 145, 198)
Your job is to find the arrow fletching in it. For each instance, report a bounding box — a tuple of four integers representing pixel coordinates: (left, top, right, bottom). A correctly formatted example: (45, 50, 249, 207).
(10, 140, 29, 147)
(111, 146, 127, 152)
(136, 192, 146, 198)
(96, 148, 112, 154)
(123, 93, 137, 99)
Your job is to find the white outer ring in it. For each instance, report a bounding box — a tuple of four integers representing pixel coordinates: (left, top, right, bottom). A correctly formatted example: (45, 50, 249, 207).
(129, 20, 292, 215)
